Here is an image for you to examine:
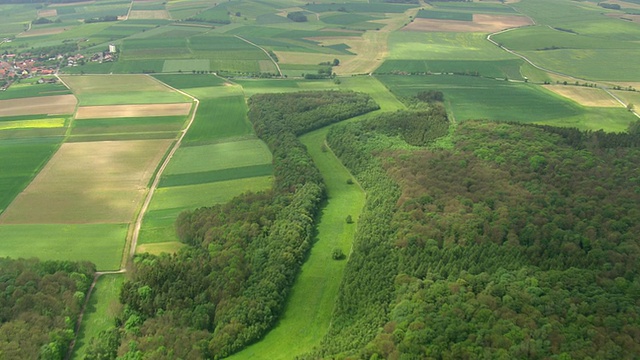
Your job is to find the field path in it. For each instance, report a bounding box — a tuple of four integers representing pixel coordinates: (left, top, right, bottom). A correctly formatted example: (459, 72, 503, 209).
(124, 77, 200, 267)
(234, 35, 282, 77)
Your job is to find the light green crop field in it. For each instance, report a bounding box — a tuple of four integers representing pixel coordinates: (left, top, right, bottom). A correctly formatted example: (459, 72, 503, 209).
(0, 81, 71, 100)
(377, 75, 637, 131)
(71, 274, 125, 360)
(153, 74, 227, 89)
(138, 176, 273, 244)
(71, 116, 185, 136)
(183, 95, 254, 144)
(162, 59, 211, 73)
(60, 75, 190, 105)
(163, 139, 272, 175)
(376, 59, 525, 81)
(387, 32, 517, 61)
(0, 118, 65, 131)
(0, 223, 127, 270)
(229, 126, 365, 360)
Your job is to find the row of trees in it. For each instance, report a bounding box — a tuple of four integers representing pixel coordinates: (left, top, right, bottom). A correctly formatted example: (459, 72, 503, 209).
(87, 91, 379, 359)
(309, 117, 640, 358)
(0, 258, 95, 359)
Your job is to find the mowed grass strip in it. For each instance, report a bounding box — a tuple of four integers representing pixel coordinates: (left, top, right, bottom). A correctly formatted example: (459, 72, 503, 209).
(164, 139, 272, 174)
(138, 176, 273, 244)
(0, 140, 172, 224)
(228, 127, 365, 360)
(159, 163, 274, 187)
(183, 95, 254, 145)
(60, 75, 190, 105)
(0, 137, 60, 213)
(71, 274, 125, 360)
(0, 223, 127, 271)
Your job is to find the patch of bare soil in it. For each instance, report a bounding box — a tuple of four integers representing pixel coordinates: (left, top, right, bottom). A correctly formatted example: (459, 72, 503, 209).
(403, 14, 533, 33)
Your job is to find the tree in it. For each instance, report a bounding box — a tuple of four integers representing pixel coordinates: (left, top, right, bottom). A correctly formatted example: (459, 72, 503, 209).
(332, 248, 346, 260)
(627, 103, 634, 112)
(346, 215, 353, 223)
(332, 58, 340, 66)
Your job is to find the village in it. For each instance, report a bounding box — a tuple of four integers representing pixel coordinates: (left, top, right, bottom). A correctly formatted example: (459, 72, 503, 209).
(0, 44, 116, 91)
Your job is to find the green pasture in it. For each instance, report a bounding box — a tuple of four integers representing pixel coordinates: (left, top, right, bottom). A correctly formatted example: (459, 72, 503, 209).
(166, 1, 211, 20)
(60, 75, 190, 105)
(159, 164, 273, 187)
(110, 59, 166, 74)
(229, 126, 365, 360)
(0, 4, 37, 37)
(131, 1, 166, 11)
(492, 26, 634, 51)
(71, 274, 125, 360)
(121, 38, 189, 59)
(72, 116, 185, 136)
(376, 59, 525, 80)
(0, 82, 71, 100)
(68, 132, 177, 142)
(0, 137, 60, 214)
(163, 139, 272, 175)
(432, 1, 518, 14)
(188, 5, 230, 23)
(139, 176, 273, 244)
(182, 95, 253, 145)
(136, 241, 185, 256)
(153, 74, 227, 89)
(162, 59, 210, 73)
(377, 75, 636, 131)
(416, 10, 473, 21)
(321, 13, 381, 25)
(0, 223, 127, 271)
(387, 32, 516, 60)
(304, 2, 416, 13)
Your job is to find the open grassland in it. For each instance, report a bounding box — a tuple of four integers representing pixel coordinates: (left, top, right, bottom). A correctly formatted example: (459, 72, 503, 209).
(60, 75, 190, 105)
(163, 139, 272, 175)
(71, 274, 125, 360)
(387, 32, 516, 61)
(0, 137, 60, 214)
(0, 118, 65, 131)
(378, 75, 637, 131)
(0, 95, 77, 117)
(138, 176, 273, 244)
(75, 103, 192, 119)
(228, 126, 365, 360)
(404, 14, 532, 33)
(376, 59, 525, 80)
(0, 82, 71, 100)
(0, 223, 127, 270)
(542, 86, 622, 107)
(611, 90, 640, 109)
(182, 95, 253, 144)
(71, 116, 186, 137)
(0, 140, 172, 224)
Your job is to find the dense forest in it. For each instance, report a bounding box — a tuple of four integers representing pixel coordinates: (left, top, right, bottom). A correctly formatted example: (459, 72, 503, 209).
(311, 117, 640, 358)
(0, 258, 95, 360)
(85, 91, 379, 359)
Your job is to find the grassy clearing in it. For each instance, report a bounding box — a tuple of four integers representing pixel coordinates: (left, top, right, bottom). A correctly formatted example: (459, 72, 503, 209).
(71, 274, 125, 360)
(0, 140, 172, 224)
(138, 176, 273, 244)
(61, 75, 190, 105)
(183, 95, 253, 145)
(0, 137, 60, 214)
(163, 139, 272, 175)
(0, 223, 127, 270)
(229, 127, 365, 360)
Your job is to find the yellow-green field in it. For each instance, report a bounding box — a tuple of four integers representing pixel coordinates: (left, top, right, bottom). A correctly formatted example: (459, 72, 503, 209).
(0, 118, 66, 130)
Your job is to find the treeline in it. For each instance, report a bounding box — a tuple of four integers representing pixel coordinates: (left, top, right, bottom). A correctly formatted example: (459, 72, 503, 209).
(311, 119, 640, 358)
(92, 91, 378, 359)
(287, 11, 307, 22)
(0, 258, 95, 360)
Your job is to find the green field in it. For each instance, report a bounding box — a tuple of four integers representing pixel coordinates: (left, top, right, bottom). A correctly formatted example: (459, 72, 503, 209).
(376, 59, 525, 80)
(304, 3, 416, 13)
(387, 32, 516, 61)
(138, 176, 273, 244)
(71, 116, 185, 137)
(61, 75, 190, 105)
(0, 137, 60, 214)
(71, 274, 125, 360)
(0, 81, 71, 100)
(377, 75, 637, 131)
(0, 223, 127, 270)
(416, 10, 473, 21)
(228, 125, 365, 360)
(182, 95, 253, 144)
(153, 74, 227, 89)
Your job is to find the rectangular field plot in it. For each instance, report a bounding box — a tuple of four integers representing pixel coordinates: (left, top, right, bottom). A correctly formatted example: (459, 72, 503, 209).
(162, 59, 210, 73)
(164, 139, 272, 175)
(417, 10, 473, 21)
(75, 103, 192, 119)
(0, 118, 65, 131)
(542, 86, 621, 107)
(138, 176, 273, 244)
(376, 59, 525, 80)
(183, 96, 253, 145)
(60, 75, 190, 105)
(153, 74, 227, 89)
(71, 116, 186, 137)
(387, 32, 515, 60)
(0, 82, 71, 101)
(0, 223, 127, 270)
(0, 95, 77, 117)
(0, 140, 172, 224)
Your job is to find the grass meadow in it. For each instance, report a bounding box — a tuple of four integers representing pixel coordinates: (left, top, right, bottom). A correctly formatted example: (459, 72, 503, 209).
(182, 95, 254, 144)
(71, 116, 185, 137)
(0, 223, 127, 270)
(387, 32, 516, 61)
(71, 274, 125, 360)
(375, 59, 525, 80)
(0, 81, 71, 100)
(61, 75, 190, 105)
(228, 126, 365, 360)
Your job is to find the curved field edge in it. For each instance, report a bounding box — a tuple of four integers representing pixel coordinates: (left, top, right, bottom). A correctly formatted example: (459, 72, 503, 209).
(226, 127, 365, 360)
